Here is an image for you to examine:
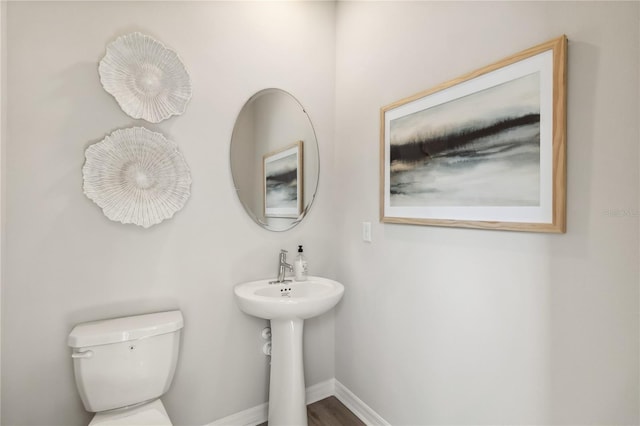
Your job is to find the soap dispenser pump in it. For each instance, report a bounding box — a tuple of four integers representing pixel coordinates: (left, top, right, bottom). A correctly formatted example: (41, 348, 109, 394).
(294, 245, 308, 281)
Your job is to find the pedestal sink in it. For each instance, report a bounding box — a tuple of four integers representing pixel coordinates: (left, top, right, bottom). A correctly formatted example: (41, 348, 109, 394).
(234, 276, 344, 426)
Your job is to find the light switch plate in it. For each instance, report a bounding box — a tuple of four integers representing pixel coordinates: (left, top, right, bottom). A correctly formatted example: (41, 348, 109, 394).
(362, 221, 372, 242)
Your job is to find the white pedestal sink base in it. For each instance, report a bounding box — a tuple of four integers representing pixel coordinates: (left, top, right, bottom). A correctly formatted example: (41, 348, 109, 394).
(268, 318, 307, 426)
(233, 277, 344, 426)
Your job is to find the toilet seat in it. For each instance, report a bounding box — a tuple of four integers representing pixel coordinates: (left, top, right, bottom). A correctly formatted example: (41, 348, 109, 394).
(89, 399, 171, 426)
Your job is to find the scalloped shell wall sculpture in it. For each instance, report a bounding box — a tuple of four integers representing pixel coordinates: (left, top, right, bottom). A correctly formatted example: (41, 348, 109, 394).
(99, 32, 192, 123)
(83, 127, 192, 228)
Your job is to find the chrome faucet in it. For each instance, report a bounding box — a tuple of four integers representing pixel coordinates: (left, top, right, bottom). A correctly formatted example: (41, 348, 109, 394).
(273, 249, 293, 284)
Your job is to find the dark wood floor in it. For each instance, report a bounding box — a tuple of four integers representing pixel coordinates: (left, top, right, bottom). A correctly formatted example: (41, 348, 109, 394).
(258, 396, 365, 426)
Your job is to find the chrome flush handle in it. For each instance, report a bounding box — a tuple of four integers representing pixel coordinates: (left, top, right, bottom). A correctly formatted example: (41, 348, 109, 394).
(71, 350, 94, 359)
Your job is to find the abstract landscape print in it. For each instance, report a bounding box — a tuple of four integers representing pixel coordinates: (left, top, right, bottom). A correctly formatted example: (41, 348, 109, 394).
(381, 35, 567, 232)
(264, 141, 303, 218)
(390, 72, 541, 207)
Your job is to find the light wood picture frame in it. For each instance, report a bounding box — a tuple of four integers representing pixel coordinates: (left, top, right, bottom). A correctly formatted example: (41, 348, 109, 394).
(380, 35, 567, 233)
(263, 141, 303, 218)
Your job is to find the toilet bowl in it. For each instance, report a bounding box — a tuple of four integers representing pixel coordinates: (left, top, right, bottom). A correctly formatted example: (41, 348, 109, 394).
(68, 310, 183, 426)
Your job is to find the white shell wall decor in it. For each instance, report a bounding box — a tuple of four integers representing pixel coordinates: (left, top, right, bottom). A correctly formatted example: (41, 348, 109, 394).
(83, 127, 192, 228)
(99, 32, 192, 123)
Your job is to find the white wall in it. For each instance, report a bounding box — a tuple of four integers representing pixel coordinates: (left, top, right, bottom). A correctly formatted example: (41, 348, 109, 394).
(3, 2, 639, 426)
(334, 2, 639, 425)
(2, 2, 336, 425)
(230, 97, 257, 218)
(0, 0, 5, 421)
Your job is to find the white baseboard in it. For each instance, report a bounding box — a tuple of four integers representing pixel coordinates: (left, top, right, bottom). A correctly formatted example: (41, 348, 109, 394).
(305, 378, 336, 404)
(206, 378, 388, 426)
(207, 401, 268, 426)
(207, 378, 336, 426)
(334, 380, 390, 426)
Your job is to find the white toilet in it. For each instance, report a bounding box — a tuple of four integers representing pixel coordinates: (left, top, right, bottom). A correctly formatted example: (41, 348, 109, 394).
(68, 310, 184, 425)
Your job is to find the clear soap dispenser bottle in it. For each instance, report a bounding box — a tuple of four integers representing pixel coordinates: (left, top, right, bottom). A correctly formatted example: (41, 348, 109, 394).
(294, 245, 308, 281)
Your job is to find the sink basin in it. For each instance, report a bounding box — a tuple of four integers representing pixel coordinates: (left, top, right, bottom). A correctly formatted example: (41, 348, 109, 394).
(234, 276, 344, 425)
(234, 276, 344, 320)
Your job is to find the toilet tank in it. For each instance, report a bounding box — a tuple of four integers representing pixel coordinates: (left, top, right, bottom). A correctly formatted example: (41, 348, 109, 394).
(68, 310, 183, 413)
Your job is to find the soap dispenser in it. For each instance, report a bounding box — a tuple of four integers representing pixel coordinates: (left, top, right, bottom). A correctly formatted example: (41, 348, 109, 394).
(294, 245, 308, 281)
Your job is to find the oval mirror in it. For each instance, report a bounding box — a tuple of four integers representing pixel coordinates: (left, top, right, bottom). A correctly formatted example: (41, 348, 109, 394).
(230, 89, 319, 231)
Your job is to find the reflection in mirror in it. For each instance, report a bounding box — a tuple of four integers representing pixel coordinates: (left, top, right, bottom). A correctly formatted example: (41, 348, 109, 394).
(230, 89, 319, 231)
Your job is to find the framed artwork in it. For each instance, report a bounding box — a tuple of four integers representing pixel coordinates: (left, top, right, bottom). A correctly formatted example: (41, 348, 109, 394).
(264, 141, 303, 218)
(380, 35, 567, 233)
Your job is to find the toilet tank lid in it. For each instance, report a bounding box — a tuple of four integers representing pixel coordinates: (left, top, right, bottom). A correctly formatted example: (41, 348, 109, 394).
(68, 310, 183, 348)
